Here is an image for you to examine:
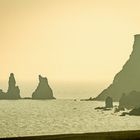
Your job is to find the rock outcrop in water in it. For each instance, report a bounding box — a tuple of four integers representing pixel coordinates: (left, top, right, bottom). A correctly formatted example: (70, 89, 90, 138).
(0, 73, 21, 99)
(105, 96, 113, 108)
(94, 96, 113, 111)
(0, 89, 6, 99)
(96, 34, 140, 101)
(120, 107, 140, 116)
(129, 108, 140, 116)
(32, 75, 55, 99)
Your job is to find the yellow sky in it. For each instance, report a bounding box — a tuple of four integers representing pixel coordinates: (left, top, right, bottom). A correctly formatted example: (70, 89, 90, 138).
(0, 0, 140, 84)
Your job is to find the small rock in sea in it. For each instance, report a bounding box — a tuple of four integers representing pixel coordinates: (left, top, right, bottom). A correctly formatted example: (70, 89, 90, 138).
(94, 107, 111, 111)
(105, 96, 113, 108)
(114, 107, 125, 113)
(95, 107, 105, 110)
(120, 112, 129, 116)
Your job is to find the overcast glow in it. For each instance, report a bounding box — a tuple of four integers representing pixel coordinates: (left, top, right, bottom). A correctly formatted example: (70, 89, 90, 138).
(0, 0, 140, 84)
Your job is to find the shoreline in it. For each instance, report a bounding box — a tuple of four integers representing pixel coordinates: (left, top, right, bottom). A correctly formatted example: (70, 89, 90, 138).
(1, 130, 140, 140)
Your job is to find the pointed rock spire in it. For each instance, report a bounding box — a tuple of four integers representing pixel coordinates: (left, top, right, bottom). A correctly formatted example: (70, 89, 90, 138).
(32, 75, 55, 99)
(6, 73, 21, 99)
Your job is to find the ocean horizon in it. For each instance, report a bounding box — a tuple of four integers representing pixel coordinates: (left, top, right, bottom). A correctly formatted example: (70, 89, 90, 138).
(0, 81, 108, 99)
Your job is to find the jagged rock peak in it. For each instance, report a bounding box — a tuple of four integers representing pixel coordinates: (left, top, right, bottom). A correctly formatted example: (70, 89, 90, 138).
(8, 73, 16, 88)
(39, 75, 48, 83)
(95, 34, 140, 101)
(32, 75, 55, 99)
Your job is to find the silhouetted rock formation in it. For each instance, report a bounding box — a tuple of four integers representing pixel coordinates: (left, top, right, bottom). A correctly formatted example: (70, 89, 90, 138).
(120, 107, 140, 116)
(94, 96, 113, 111)
(0, 73, 21, 99)
(96, 34, 140, 101)
(94, 106, 111, 111)
(0, 89, 6, 99)
(6, 73, 21, 99)
(32, 75, 55, 99)
(114, 107, 125, 113)
(119, 91, 140, 109)
(119, 93, 127, 110)
(80, 97, 95, 101)
(105, 96, 113, 108)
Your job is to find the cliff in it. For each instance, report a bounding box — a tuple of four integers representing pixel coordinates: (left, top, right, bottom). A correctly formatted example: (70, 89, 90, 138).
(96, 34, 140, 101)
(119, 91, 140, 109)
(32, 75, 55, 99)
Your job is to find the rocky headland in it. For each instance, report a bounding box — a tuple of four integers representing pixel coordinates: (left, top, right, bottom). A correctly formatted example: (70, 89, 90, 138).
(95, 34, 140, 101)
(119, 91, 140, 109)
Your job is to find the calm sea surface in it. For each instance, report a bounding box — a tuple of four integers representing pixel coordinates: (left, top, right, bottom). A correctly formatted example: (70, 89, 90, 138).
(0, 100, 140, 138)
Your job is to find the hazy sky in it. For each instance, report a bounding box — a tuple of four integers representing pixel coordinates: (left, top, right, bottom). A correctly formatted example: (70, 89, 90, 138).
(0, 0, 140, 97)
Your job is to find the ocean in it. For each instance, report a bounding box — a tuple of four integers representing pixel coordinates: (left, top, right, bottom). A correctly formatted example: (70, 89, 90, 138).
(0, 100, 140, 138)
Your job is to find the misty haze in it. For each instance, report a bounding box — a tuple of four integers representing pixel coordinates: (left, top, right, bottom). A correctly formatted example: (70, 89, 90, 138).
(1, 0, 140, 140)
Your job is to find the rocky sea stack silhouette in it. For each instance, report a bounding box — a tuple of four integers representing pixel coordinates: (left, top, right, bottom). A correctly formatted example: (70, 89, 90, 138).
(96, 34, 140, 101)
(105, 96, 113, 108)
(32, 75, 55, 99)
(0, 73, 21, 99)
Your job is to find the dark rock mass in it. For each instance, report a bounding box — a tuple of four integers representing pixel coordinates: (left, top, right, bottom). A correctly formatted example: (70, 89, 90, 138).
(119, 91, 140, 109)
(32, 75, 55, 99)
(94, 96, 113, 111)
(96, 34, 140, 101)
(0, 89, 6, 99)
(120, 107, 140, 116)
(105, 96, 113, 108)
(129, 107, 140, 116)
(7, 73, 21, 99)
(0, 73, 21, 99)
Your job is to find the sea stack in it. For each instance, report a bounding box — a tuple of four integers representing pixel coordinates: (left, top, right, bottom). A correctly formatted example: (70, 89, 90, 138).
(96, 34, 140, 101)
(0, 73, 21, 99)
(105, 96, 113, 108)
(32, 75, 55, 99)
(6, 73, 21, 99)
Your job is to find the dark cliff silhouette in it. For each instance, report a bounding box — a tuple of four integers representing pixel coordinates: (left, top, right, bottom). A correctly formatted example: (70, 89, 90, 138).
(119, 91, 140, 109)
(0, 73, 21, 99)
(95, 34, 140, 101)
(129, 107, 140, 116)
(32, 75, 55, 99)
